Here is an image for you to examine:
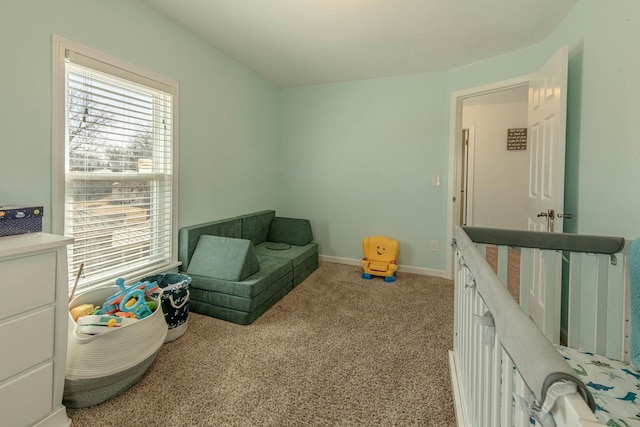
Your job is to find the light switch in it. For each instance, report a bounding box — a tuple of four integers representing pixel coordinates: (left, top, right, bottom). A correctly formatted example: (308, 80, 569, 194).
(432, 175, 440, 187)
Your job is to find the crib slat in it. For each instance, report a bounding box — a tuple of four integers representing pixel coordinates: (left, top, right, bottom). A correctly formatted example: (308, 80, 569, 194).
(491, 337, 501, 426)
(466, 287, 474, 409)
(461, 272, 471, 406)
(453, 253, 460, 353)
(471, 293, 478, 425)
(456, 253, 465, 355)
(519, 247, 531, 315)
(514, 371, 529, 427)
(606, 254, 625, 360)
(595, 254, 609, 355)
(472, 293, 484, 425)
(501, 350, 514, 427)
(497, 245, 508, 285)
(467, 288, 475, 423)
(623, 247, 632, 362)
(543, 250, 561, 344)
(481, 321, 492, 427)
(567, 251, 582, 348)
(580, 255, 597, 352)
(477, 243, 486, 258)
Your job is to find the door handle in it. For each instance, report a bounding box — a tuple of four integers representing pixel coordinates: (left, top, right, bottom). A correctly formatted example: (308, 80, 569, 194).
(537, 209, 557, 218)
(556, 212, 573, 219)
(537, 209, 555, 231)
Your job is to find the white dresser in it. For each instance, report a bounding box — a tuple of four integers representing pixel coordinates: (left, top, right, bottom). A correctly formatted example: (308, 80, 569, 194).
(0, 233, 73, 427)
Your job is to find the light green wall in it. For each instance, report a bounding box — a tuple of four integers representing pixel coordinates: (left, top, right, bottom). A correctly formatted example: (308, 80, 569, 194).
(446, 0, 640, 240)
(445, 44, 543, 95)
(280, 74, 447, 271)
(2, 0, 638, 274)
(279, 45, 546, 272)
(280, 0, 640, 272)
(0, 0, 280, 230)
(538, 0, 640, 332)
(542, 0, 640, 238)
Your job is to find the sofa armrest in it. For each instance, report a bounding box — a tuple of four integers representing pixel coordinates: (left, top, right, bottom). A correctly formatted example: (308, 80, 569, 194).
(267, 217, 313, 246)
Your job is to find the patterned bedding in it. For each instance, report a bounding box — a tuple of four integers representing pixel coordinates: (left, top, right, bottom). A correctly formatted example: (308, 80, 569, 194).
(557, 345, 640, 426)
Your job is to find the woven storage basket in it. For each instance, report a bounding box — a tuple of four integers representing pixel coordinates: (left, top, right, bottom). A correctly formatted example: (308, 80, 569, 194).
(64, 285, 167, 408)
(142, 273, 191, 343)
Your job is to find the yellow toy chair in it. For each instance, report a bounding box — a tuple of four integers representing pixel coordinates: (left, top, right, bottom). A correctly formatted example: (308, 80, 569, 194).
(361, 236, 399, 283)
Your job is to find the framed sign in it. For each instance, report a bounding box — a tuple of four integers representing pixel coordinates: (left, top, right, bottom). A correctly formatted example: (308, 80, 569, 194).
(507, 128, 527, 150)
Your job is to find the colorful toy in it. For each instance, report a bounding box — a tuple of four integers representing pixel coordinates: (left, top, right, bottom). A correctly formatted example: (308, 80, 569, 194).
(97, 277, 160, 315)
(119, 288, 152, 319)
(360, 236, 399, 282)
(77, 315, 139, 328)
(114, 311, 136, 318)
(76, 314, 139, 334)
(70, 304, 95, 321)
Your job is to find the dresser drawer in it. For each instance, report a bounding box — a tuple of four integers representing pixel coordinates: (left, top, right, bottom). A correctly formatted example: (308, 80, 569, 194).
(0, 252, 56, 320)
(0, 362, 53, 427)
(0, 307, 55, 383)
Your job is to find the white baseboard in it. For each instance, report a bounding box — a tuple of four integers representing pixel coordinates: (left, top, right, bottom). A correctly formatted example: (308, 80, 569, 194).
(318, 255, 448, 279)
(34, 406, 71, 427)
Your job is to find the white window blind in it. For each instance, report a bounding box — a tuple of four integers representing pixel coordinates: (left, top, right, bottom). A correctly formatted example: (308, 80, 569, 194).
(64, 53, 175, 290)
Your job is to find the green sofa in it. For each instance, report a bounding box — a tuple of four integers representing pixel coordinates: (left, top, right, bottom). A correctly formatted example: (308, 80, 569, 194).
(178, 210, 318, 325)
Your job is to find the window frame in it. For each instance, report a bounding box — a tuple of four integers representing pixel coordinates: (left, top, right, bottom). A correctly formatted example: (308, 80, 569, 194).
(52, 35, 180, 292)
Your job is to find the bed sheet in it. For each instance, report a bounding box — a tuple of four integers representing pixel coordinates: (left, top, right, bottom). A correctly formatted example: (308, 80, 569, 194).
(557, 345, 640, 426)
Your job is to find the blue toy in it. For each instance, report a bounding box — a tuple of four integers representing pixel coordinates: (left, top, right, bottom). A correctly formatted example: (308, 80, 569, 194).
(97, 277, 159, 315)
(119, 288, 153, 319)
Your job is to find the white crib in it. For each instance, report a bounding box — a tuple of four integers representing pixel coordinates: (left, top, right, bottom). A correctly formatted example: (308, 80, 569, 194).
(449, 225, 633, 426)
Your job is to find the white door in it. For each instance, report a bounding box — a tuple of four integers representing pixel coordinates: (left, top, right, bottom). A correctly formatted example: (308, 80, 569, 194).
(527, 46, 568, 340)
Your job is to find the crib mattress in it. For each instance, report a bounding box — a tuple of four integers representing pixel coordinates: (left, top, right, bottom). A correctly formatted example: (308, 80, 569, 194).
(557, 345, 640, 426)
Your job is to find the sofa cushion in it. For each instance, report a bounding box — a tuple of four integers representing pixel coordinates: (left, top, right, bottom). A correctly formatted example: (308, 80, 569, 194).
(255, 241, 318, 268)
(190, 273, 291, 312)
(178, 218, 242, 271)
(238, 210, 275, 246)
(267, 217, 314, 246)
(187, 235, 259, 281)
(293, 255, 319, 287)
(189, 254, 292, 298)
(266, 242, 291, 250)
(190, 282, 293, 325)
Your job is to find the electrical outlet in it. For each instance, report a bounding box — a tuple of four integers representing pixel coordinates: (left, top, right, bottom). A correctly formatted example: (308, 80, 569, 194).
(431, 240, 439, 252)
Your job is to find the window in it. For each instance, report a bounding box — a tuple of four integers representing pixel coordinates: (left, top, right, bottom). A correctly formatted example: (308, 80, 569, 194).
(53, 36, 179, 291)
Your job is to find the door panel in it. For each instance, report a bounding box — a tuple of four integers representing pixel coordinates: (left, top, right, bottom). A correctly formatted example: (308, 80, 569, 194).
(527, 46, 568, 340)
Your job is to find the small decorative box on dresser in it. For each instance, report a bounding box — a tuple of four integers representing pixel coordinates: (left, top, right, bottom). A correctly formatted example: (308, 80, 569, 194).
(0, 233, 73, 427)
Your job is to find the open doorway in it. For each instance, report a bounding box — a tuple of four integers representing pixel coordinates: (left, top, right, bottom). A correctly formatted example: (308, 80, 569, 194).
(446, 48, 569, 338)
(445, 74, 533, 279)
(457, 86, 529, 301)
(460, 85, 529, 229)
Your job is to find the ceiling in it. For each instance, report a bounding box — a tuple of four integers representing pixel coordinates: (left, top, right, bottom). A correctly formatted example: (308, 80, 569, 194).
(140, 0, 577, 88)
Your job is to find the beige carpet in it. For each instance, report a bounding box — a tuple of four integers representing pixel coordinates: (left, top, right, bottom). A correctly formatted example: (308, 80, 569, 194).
(67, 262, 456, 426)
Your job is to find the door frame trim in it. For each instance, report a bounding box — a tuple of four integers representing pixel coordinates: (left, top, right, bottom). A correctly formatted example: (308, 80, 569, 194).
(462, 125, 476, 227)
(446, 74, 533, 279)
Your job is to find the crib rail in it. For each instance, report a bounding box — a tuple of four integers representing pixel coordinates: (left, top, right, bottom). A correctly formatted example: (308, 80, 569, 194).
(464, 226, 630, 362)
(449, 226, 628, 426)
